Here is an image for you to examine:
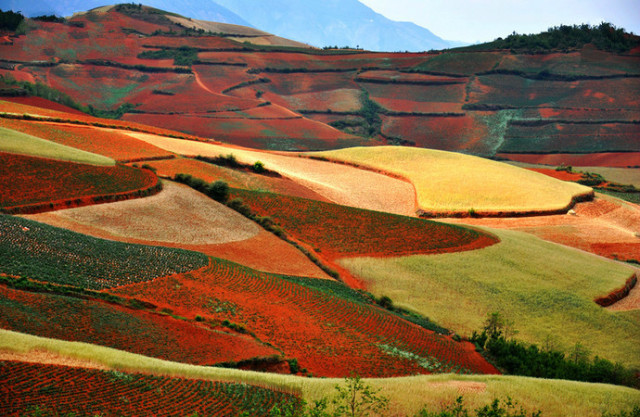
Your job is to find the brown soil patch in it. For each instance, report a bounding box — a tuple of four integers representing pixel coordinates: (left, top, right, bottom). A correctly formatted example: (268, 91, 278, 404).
(126, 133, 417, 216)
(25, 181, 259, 245)
(498, 153, 640, 168)
(24, 192, 330, 279)
(0, 350, 109, 371)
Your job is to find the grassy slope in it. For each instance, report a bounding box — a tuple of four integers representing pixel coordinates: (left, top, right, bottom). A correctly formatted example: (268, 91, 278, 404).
(311, 146, 592, 214)
(338, 229, 639, 368)
(0, 126, 115, 166)
(1, 330, 638, 417)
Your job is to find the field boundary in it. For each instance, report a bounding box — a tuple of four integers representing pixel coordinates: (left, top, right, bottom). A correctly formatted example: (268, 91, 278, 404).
(1, 170, 162, 215)
(595, 272, 638, 307)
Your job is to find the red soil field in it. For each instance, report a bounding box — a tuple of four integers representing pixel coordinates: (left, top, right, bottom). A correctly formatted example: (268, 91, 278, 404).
(357, 70, 466, 84)
(146, 157, 329, 201)
(43, 64, 178, 110)
(363, 81, 466, 105)
(0, 284, 279, 366)
(192, 65, 255, 93)
(497, 47, 640, 77)
(266, 72, 359, 95)
(381, 115, 488, 151)
(0, 152, 159, 213)
(133, 75, 262, 113)
(273, 89, 362, 113)
(231, 189, 498, 260)
(0, 100, 204, 140)
(197, 51, 425, 72)
(113, 259, 499, 378)
(536, 107, 639, 121)
(2, 96, 86, 115)
(123, 113, 365, 150)
(443, 195, 640, 262)
(0, 361, 298, 417)
(502, 122, 640, 153)
(527, 168, 584, 182)
(497, 152, 640, 168)
(0, 118, 174, 162)
(470, 75, 639, 109)
(142, 35, 240, 50)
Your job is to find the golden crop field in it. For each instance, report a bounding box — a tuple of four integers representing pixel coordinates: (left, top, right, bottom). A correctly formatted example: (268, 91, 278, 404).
(311, 146, 592, 214)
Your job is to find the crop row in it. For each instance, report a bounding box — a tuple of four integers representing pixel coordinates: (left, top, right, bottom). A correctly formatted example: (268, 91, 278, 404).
(0, 361, 299, 416)
(230, 189, 496, 258)
(114, 258, 498, 377)
(0, 215, 208, 290)
(0, 152, 160, 213)
(0, 285, 278, 365)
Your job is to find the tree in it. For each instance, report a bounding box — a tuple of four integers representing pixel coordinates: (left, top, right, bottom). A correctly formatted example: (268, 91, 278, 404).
(206, 180, 229, 203)
(332, 374, 389, 417)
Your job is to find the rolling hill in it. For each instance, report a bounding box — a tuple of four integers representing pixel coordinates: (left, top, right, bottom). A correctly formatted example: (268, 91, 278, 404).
(0, 7, 637, 164)
(1, 5, 639, 416)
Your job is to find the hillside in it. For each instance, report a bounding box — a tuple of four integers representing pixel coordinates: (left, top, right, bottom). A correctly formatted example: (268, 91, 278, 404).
(0, 7, 637, 163)
(1, 6, 640, 416)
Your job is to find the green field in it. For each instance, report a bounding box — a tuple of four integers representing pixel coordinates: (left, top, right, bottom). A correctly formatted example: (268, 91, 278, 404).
(311, 146, 591, 214)
(0, 215, 208, 290)
(338, 228, 639, 368)
(2, 330, 638, 417)
(0, 126, 115, 166)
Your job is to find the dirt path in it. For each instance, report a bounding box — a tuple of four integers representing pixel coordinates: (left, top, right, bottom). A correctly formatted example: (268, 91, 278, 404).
(193, 68, 217, 95)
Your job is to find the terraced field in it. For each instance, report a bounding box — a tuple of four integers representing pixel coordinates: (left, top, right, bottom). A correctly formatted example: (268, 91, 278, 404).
(339, 229, 640, 368)
(0, 152, 160, 214)
(312, 146, 592, 215)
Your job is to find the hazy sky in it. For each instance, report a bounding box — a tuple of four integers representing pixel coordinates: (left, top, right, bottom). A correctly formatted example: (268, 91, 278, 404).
(359, 0, 640, 43)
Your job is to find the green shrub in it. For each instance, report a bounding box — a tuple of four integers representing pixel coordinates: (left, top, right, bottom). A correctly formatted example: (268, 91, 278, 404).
(206, 180, 230, 203)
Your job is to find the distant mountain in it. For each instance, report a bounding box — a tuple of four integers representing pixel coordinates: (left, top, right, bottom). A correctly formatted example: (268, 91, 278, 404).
(211, 0, 450, 52)
(0, 0, 252, 27)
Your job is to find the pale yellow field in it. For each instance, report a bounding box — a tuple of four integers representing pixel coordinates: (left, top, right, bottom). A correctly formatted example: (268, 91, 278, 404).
(25, 181, 259, 245)
(125, 133, 417, 215)
(338, 228, 640, 368)
(2, 330, 638, 417)
(311, 146, 592, 214)
(0, 126, 115, 166)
